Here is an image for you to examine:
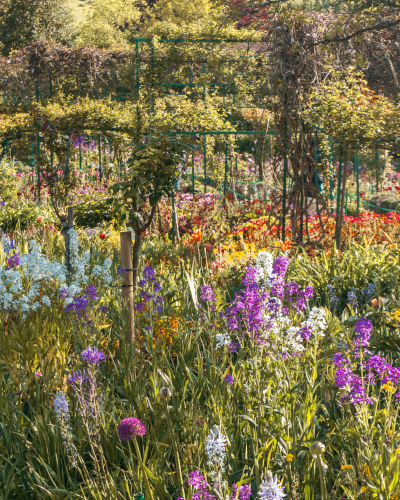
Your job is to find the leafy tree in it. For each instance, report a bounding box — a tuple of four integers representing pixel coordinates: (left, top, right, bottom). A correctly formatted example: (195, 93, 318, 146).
(305, 70, 398, 249)
(0, 0, 76, 55)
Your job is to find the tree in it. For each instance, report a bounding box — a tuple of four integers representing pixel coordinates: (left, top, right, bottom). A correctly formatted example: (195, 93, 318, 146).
(305, 71, 398, 249)
(0, 0, 76, 55)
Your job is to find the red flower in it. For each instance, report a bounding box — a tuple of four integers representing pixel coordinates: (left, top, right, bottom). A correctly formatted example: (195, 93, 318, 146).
(99, 233, 106, 240)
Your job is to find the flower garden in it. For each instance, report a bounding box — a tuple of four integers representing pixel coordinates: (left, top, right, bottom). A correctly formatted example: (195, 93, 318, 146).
(1, 5, 400, 500)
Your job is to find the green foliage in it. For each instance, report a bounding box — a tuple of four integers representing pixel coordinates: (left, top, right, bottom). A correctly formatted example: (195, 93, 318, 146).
(306, 70, 397, 154)
(0, 199, 57, 231)
(287, 243, 400, 313)
(0, 0, 76, 55)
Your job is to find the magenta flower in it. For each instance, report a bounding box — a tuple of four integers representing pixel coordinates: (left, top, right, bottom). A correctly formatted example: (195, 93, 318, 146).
(118, 417, 146, 441)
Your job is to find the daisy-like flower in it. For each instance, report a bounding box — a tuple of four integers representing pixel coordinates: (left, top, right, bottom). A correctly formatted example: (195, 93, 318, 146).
(258, 473, 286, 500)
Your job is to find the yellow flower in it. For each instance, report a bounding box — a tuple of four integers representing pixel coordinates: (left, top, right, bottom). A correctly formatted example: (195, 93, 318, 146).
(382, 381, 395, 392)
(285, 454, 293, 463)
(388, 429, 393, 435)
(361, 486, 368, 493)
(341, 464, 353, 471)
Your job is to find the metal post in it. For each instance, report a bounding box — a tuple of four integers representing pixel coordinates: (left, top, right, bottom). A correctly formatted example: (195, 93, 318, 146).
(135, 40, 140, 98)
(192, 153, 195, 195)
(299, 187, 304, 243)
(282, 150, 288, 242)
(329, 140, 334, 214)
(335, 157, 343, 246)
(98, 134, 102, 181)
(355, 147, 359, 216)
(37, 132, 41, 202)
(375, 149, 379, 192)
(224, 144, 228, 198)
(36, 78, 39, 103)
(171, 195, 176, 243)
(203, 137, 207, 194)
(79, 134, 82, 170)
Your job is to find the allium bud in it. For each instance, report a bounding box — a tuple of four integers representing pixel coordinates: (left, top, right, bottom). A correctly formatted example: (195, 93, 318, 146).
(309, 441, 325, 456)
(159, 386, 171, 399)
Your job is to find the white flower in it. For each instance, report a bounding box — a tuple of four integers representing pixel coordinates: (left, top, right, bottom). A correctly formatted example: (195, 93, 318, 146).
(301, 307, 327, 337)
(205, 426, 227, 470)
(255, 251, 274, 285)
(258, 473, 286, 500)
(215, 333, 231, 349)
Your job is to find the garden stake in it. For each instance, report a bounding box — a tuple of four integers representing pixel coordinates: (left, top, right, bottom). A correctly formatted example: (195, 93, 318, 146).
(120, 231, 135, 344)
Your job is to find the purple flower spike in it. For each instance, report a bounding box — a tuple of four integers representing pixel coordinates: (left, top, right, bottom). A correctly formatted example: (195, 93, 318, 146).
(200, 285, 216, 311)
(353, 317, 372, 348)
(272, 255, 289, 278)
(118, 417, 146, 441)
(81, 346, 106, 365)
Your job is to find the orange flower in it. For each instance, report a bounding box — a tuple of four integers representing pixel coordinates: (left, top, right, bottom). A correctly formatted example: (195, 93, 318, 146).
(193, 229, 202, 243)
(280, 240, 292, 252)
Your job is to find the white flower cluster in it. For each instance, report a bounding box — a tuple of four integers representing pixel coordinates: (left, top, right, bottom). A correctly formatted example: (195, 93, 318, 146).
(0, 230, 112, 314)
(215, 332, 231, 349)
(263, 302, 327, 354)
(205, 426, 227, 473)
(255, 251, 274, 286)
(301, 306, 327, 337)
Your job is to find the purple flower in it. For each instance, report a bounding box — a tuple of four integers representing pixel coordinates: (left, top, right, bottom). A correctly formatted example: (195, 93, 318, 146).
(200, 286, 216, 311)
(67, 370, 89, 386)
(230, 483, 252, 500)
(7, 253, 19, 269)
(118, 417, 146, 441)
(353, 317, 372, 348)
(224, 374, 234, 384)
(187, 471, 216, 500)
(59, 289, 71, 300)
(242, 266, 258, 287)
(81, 346, 106, 365)
(272, 255, 289, 278)
(299, 325, 312, 340)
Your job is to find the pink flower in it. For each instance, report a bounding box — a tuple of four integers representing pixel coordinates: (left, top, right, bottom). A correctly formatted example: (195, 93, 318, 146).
(118, 417, 146, 441)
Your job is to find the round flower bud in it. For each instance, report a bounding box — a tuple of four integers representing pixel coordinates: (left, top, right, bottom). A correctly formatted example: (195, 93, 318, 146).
(159, 386, 171, 399)
(309, 441, 325, 456)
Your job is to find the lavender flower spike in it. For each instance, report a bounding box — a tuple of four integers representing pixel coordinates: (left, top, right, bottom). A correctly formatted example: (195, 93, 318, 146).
(81, 346, 106, 365)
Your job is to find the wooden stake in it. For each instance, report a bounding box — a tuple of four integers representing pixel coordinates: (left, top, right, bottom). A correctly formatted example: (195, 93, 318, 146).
(120, 231, 135, 344)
